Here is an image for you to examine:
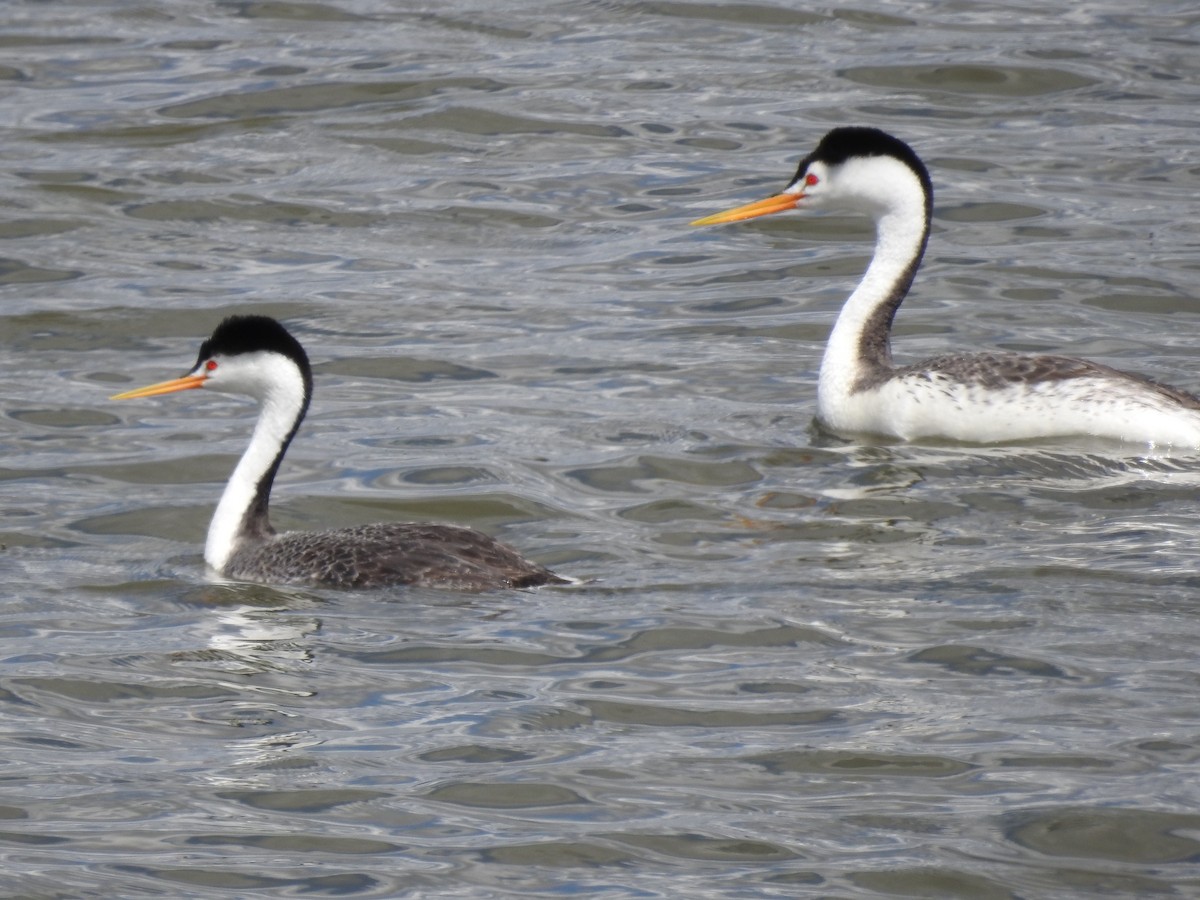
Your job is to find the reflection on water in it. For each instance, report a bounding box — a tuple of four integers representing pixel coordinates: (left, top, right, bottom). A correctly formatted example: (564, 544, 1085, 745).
(3, 0, 1200, 896)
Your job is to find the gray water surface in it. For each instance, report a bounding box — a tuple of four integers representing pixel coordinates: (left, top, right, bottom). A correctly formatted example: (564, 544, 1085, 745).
(3, 1, 1200, 897)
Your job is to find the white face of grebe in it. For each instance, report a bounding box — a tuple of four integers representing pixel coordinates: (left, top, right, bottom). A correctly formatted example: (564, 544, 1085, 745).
(111, 315, 312, 406)
(192, 351, 305, 406)
(691, 126, 933, 226)
(692, 152, 924, 225)
(807, 154, 929, 217)
(110, 349, 301, 405)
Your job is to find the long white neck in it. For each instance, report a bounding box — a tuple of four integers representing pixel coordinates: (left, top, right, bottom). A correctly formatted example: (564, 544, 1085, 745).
(205, 359, 308, 573)
(817, 175, 930, 409)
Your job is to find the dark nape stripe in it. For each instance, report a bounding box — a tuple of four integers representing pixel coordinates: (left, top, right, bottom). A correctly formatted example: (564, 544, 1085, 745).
(852, 220, 931, 392)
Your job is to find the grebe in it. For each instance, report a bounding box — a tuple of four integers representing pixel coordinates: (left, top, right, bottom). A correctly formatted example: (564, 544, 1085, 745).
(692, 126, 1200, 448)
(112, 315, 566, 590)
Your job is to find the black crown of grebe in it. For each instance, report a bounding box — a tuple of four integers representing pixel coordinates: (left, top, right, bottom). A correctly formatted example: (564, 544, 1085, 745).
(112, 315, 566, 590)
(693, 126, 1200, 448)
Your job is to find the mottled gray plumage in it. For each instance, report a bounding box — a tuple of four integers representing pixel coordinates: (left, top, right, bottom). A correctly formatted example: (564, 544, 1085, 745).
(223, 522, 568, 591)
(892, 351, 1200, 406)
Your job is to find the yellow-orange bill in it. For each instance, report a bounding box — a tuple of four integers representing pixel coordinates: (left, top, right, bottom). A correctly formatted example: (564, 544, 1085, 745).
(110, 373, 207, 401)
(690, 192, 800, 226)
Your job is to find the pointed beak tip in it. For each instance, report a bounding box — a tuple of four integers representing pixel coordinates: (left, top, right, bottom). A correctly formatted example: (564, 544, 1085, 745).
(689, 192, 800, 228)
(110, 373, 208, 401)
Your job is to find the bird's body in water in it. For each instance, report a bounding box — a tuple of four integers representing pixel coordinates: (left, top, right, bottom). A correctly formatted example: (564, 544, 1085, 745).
(112, 315, 566, 591)
(693, 126, 1200, 449)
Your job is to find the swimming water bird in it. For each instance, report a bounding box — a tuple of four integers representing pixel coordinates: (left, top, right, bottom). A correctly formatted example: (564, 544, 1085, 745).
(111, 315, 567, 590)
(692, 126, 1200, 448)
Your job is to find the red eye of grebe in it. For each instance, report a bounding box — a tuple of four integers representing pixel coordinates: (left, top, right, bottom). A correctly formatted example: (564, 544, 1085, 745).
(805, 173, 819, 187)
(205, 360, 218, 372)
